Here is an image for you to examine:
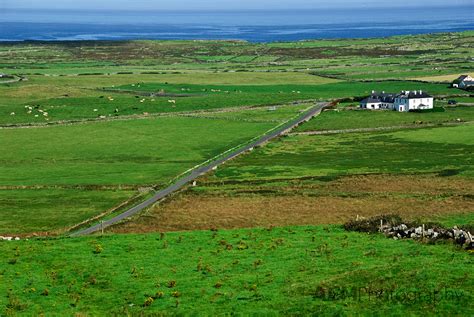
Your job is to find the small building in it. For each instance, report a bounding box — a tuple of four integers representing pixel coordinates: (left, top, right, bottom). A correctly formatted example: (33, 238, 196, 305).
(360, 91, 396, 110)
(360, 90, 434, 112)
(453, 75, 474, 89)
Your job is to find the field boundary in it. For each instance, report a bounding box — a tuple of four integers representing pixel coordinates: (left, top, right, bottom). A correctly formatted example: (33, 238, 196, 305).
(292, 121, 474, 136)
(0, 101, 316, 129)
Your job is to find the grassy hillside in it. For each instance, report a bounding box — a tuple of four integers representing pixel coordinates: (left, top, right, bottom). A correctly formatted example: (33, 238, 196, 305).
(1, 226, 472, 316)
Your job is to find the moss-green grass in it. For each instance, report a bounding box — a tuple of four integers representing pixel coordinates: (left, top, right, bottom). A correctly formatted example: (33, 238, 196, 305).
(0, 116, 275, 234)
(0, 116, 274, 187)
(1, 225, 472, 316)
(3, 80, 463, 125)
(213, 125, 474, 181)
(0, 189, 135, 235)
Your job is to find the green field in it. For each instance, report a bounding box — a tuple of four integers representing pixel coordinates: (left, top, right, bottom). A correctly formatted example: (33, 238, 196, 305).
(0, 189, 135, 235)
(212, 125, 474, 181)
(1, 117, 275, 186)
(1, 226, 472, 316)
(2, 80, 465, 125)
(1, 32, 473, 315)
(0, 116, 275, 234)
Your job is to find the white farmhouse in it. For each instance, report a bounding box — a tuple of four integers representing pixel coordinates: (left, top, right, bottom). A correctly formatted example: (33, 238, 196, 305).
(453, 75, 474, 89)
(394, 90, 434, 112)
(360, 90, 434, 112)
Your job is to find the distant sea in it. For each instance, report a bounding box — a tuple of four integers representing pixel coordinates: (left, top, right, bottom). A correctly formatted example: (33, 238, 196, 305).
(0, 6, 473, 42)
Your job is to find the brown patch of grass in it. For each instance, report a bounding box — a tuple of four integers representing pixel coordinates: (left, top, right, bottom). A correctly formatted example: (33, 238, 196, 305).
(327, 174, 474, 195)
(112, 175, 474, 234)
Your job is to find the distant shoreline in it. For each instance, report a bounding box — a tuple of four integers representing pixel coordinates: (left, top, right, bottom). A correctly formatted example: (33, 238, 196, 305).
(0, 25, 472, 43)
(1, 6, 472, 42)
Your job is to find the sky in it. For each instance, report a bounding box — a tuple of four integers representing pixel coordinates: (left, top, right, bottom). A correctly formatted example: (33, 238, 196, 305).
(1, 0, 472, 10)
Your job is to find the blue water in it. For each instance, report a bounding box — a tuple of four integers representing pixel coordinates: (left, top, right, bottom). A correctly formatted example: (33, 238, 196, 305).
(0, 6, 473, 42)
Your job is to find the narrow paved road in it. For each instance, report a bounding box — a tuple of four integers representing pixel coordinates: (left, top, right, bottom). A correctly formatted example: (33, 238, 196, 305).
(71, 102, 327, 236)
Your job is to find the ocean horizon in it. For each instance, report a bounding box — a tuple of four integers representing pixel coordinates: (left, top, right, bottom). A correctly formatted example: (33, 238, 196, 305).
(0, 6, 473, 42)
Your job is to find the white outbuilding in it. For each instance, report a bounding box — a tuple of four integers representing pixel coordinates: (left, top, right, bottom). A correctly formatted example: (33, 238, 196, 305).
(453, 75, 474, 89)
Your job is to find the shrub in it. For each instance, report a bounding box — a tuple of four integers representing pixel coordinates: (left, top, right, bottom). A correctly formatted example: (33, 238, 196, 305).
(171, 291, 181, 298)
(93, 244, 103, 254)
(409, 107, 445, 113)
(143, 297, 154, 307)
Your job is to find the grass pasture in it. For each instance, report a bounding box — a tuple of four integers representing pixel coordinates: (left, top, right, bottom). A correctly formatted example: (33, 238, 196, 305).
(115, 174, 474, 234)
(0, 189, 135, 235)
(0, 116, 277, 234)
(117, 124, 474, 233)
(0, 116, 274, 187)
(0, 32, 473, 316)
(212, 125, 474, 181)
(1, 226, 472, 315)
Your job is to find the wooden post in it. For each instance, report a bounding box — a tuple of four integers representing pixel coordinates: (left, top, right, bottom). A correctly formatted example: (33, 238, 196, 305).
(380, 219, 383, 232)
(422, 224, 425, 239)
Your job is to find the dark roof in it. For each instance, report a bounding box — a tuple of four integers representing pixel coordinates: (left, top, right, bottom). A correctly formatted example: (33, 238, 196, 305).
(458, 75, 470, 81)
(361, 91, 396, 103)
(361, 90, 433, 104)
(361, 97, 383, 103)
(396, 91, 432, 99)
